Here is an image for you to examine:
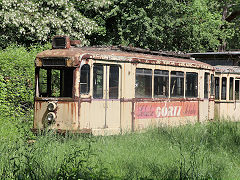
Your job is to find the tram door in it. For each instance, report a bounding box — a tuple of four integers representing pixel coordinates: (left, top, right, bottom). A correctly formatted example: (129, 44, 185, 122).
(202, 72, 214, 120)
(92, 64, 121, 133)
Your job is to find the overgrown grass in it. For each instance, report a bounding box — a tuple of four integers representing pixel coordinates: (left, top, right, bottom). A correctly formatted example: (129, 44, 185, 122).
(1, 120, 240, 179)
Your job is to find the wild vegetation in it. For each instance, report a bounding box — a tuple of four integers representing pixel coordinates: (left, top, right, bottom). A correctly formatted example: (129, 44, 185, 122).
(1, 120, 240, 179)
(1, 0, 240, 179)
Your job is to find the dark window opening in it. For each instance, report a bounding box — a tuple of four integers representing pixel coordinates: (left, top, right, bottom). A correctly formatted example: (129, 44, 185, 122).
(235, 80, 240, 100)
(93, 65, 103, 99)
(39, 69, 47, 95)
(154, 70, 169, 98)
(38, 68, 73, 97)
(211, 74, 214, 96)
(170, 71, 184, 97)
(80, 64, 90, 94)
(109, 66, 119, 99)
(215, 77, 220, 100)
(204, 73, 209, 99)
(221, 77, 227, 100)
(135, 69, 152, 98)
(186, 72, 198, 97)
(229, 77, 233, 100)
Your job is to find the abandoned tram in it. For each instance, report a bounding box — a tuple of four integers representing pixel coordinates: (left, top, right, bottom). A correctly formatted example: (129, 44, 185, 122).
(33, 35, 227, 135)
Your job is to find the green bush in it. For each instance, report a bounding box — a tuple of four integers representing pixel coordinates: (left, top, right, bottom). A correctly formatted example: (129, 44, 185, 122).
(0, 44, 50, 116)
(0, 44, 51, 140)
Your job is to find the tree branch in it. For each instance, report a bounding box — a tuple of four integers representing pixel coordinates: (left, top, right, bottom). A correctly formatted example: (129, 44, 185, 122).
(226, 10, 240, 22)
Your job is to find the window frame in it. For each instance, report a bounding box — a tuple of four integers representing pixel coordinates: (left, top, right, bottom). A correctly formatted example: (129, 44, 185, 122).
(170, 71, 184, 98)
(215, 76, 220, 100)
(135, 68, 152, 98)
(185, 72, 198, 98)
(154, 70, 169, 98)
(109, 65, 120, 99)
(37, 67, 74, 98)
(235, 79, 240, 100)
(80, 64, 90, 95)
(93, 64, 104, 99)
(229, 77, 234, 100)
(210, 74, 214, 96)
(221, 77, 227, 100)
(204, 72, 209, 99)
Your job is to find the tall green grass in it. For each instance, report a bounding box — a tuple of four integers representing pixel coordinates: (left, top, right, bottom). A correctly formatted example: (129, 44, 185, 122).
(1, 120, 240, 179)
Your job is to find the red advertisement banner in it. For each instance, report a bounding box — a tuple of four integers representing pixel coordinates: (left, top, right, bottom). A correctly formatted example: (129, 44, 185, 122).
(135, 101, 198, 119)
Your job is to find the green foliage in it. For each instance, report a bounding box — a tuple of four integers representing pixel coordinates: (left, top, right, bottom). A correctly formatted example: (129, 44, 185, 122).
(0, 44, 49, 117)
(0, 0, 239, 51)
(84, 0, 234, 52)
(0, 0, 110, 47)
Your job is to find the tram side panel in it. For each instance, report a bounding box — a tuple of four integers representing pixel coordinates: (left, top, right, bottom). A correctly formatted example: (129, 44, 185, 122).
(34, 67, 79, 132)
(132, 65, 207, 131)
(79, 60, 123, 135)
(120, 63, 136, 133)
(214, 73, 240, 121)
(216, 102, 240, 121)
(134, 101, 199, 130)
(198, 71, 209, 122)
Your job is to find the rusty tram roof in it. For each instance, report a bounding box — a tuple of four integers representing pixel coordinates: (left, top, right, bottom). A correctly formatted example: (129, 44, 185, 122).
(189, 51, 240, 58)
(36, 46, 213, 70)
(215, 65, 240, 74)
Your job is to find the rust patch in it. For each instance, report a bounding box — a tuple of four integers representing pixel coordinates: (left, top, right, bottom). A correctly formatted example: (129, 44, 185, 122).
(131, 58, 139, 64)
(80, 97, 92, 103)
(72, 68, 77, 98)
(35, 97, 78, 102)
(71, 103, 74, 116)
(36, 45, 213, 70)
(70, 40, 81, 46)
(121, 98, 203, 103)
(39, 102, 42, 109)
(132, 101, 135, 132)
(81, 54, 93, 60)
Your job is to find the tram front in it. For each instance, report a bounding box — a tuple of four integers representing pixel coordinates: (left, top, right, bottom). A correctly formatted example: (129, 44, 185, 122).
(33, 36, 83, 133)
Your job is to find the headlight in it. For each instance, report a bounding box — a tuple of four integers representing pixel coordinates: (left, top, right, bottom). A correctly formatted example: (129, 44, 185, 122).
(47, 102, 57, 111)
(46, 112, 56, 123)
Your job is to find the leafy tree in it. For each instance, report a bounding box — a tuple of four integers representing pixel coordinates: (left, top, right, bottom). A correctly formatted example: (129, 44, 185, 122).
(84, 0, 233, 52)
(0, 0, 109, 47)
(216, 0, 240, 50)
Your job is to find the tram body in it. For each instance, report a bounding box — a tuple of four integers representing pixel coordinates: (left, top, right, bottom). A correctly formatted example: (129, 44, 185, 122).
(214, 66, 240, 120)
(33, 36, 214, 135)
(189, 52, 240, 121)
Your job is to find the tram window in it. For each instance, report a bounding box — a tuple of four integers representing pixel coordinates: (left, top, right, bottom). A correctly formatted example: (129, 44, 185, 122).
(135, 68, 152, 98)
(93, 65, 103, 99)
(51, 70, 61, 97)
(215, 77, 220, 100)
(235, 80, 240, 100)
(204, 73, 209, 99)
(38, 68, 73, 97)
(109, 66, 119, 99)
(170, 71, 184, 97)
(39, 69, 47, 95)
(210, 74, 214, 96)
(80, 64, 90, 94)
(186, 72, 198, 97)
(221, 77, 227, 100)
(229, 77, 234, 100)
(154, 70, 169, 98)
